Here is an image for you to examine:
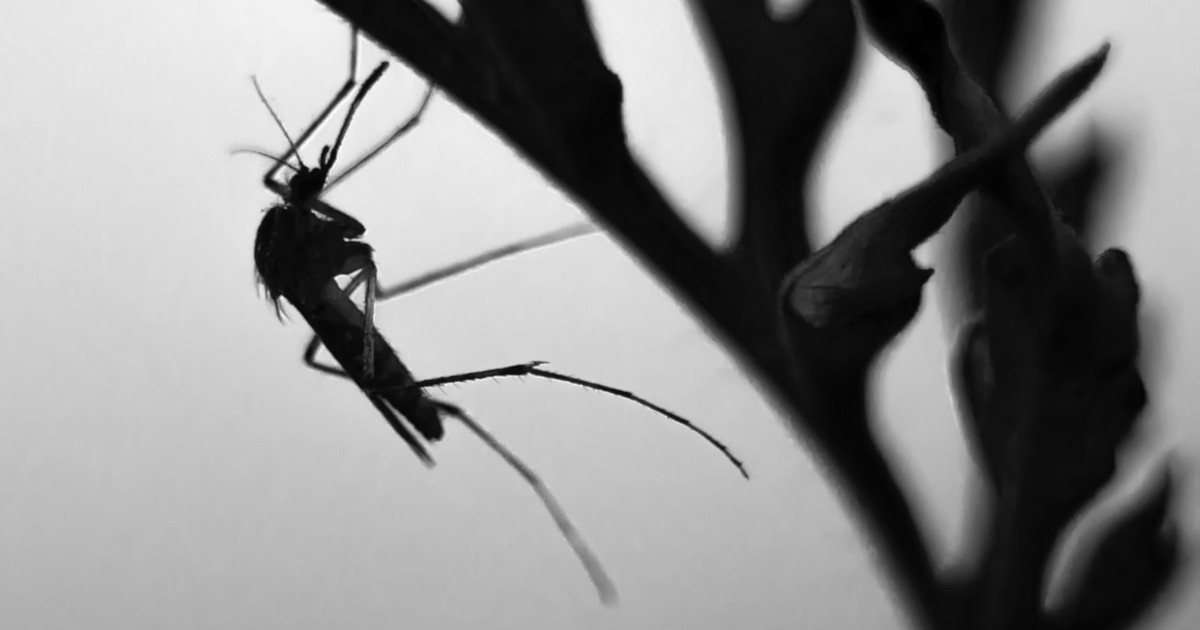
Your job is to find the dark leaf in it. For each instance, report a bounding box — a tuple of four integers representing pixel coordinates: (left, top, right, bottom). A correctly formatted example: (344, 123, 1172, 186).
(1051, 465, 1181, 630)
(943, 0, 1032, 92)
(781, 46, 1106, 370)
(688, 0, 858, 282)
(460, 0, 626, 179)
(1043, 130, 1115, 240)
(968, 242, 1144, 514)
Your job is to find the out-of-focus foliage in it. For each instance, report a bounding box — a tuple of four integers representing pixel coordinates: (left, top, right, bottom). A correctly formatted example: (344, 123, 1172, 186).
(309, 0, 1181, 627)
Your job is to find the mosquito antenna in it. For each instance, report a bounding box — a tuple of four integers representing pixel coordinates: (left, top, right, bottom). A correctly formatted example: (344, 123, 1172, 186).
(251, 76, 306, 170)
(325, 82, 437, 194)
(258, 28, 365, 189)
(436, 401, 617, 605)
(325, 61, 390, 171)
(231, 147, 303, 174)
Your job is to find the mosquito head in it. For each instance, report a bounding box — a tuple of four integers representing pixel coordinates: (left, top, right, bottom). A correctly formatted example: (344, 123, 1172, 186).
(283, 163, 330, 204)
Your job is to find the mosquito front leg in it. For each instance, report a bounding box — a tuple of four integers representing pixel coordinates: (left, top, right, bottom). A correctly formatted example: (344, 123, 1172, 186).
(262, 26, 364, 194)
(362, 264, 378, 379)
(302, 335, 436, 464)
(323, 81, 437, 194)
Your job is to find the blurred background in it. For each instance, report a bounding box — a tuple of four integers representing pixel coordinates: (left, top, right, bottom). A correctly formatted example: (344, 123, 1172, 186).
(0, 0, 1193, 628)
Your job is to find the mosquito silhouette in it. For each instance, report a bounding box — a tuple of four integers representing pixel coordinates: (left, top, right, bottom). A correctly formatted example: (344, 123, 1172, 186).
(240, 31, 744, 604)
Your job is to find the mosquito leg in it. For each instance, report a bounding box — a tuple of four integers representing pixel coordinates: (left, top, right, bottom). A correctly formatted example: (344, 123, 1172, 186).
(521, 366, 747, 477)
(299, 224, 596, 379)
(374, 223, 599, 302)
(362, 262, 378, 380)
(328, 263, 378, 381)
(373, 363, 747, 478)
(324, 80, 437, 194)
(301, 264, 376, 381)
(322, 59, 390, 172)
(434, 400, 617, 604)
(369, 393, 435, 465)
(262, 26, 364, 193)
(295, 224, 594, 386)
(303, 333, 352, 379)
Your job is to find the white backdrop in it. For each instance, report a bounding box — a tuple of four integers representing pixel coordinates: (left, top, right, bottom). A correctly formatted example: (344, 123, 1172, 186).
(0, 0, 1194, 628)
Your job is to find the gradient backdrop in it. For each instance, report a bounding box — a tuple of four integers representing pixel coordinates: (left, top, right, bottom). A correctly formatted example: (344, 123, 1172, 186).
(0, 0, 1194, 628)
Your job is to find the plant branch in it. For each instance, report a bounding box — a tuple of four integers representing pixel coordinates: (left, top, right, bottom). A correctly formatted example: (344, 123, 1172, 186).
(313, 1, 949, 624)
(685, 0, 859, 289)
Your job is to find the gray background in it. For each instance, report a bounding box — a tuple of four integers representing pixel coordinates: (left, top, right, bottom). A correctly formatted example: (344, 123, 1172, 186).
(0, 0, 1194, 628)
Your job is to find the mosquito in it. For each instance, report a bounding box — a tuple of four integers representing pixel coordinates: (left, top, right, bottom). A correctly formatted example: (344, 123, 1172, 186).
(240, 32, 744, 604)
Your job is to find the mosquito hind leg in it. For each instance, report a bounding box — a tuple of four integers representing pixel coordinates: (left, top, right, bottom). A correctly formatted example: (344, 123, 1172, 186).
(302, 332, 356, 379)
(369, 393, 434, 464)
(360, 262, 378, 380)
(371, 363, 747, 478)
(299, 338, 434, 463)
(433, 400, 616, 604)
